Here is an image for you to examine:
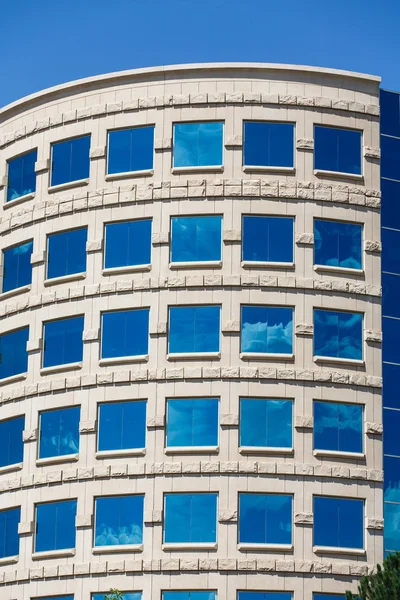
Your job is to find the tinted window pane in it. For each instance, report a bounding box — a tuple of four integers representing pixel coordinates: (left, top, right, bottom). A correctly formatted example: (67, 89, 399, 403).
(314, 309, 362, 360)
(384, 502, 400, 552)
(383, 317, 400, 364)
(0, 327, 29, 380)
(382, 179, 400, 229)
(314, 401, 362, 453)
(173, 122, 223, 168)
(108, 126, 154, 174)
(51, 136, 90, 186)
(104, 219, 152, 269)
(382, 228, 400, 274)
(93, 595, 141, 600)
(43, 316, 84, 368)
(0, 507, 20, 558)
(166, 398, 219, 447)
(384, 409, 400, 456)
(169, 306, 220, 353)
(238, 493, 292, 545)
(384, 456, 400, 502)
(381, 90, 400, 137)
(163, 593, 216, 600)
(241, 306, 293, 354)
(7, 150, 37, 201)
(47, 227, 87, 279)
(314, 126, 362, 175)
(35, 500, 77, 552)
(383, 363, 400, 409)
(98, 401, 146, 451)
(2, 241, 33, 293)
(242, 216, 294, 263)
(164, 493, 217, 543)
(238, 594, 293, 600)
(94, 495, 144, 546)
(101, 309, 149, 358)
(383, 274, 400, 318)
(171, 216, 222, 263)
(243, 121, 294, 168)
(239, 399, 292, 448)
(381, 136, 400, 181)
(314, 220, 362, 269)
(39, 407, 80, 459)
(0, 416, 24, 468)
(314, 497, 363, 549)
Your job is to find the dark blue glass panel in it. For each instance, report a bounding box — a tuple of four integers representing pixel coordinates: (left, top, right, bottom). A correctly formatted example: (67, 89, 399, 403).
(47, 227, 87, 279)
(43, 316, 84, 368)
(242, 216, 294, 263)
(384, 503, 400, 552)
(169, 306, 220, 354)
(382, 228, 400, 274)
(238, 493, 292, 545)
(314, 126, 362, 175)
(314, 401, 362, 453)
(35, 500, 77, 552)
(51, 135, 90, 186)
(0, 327, 29, 380)
(39, 406, 80, 459)
(166, 398, 219, 447)
(243, 122, 294, 168)
(0, 507, 20, 558)
(98, 401, 146, 451)
(383, 274, 400, 318)
(238, 594, 293, 600)
(108, 126, 154, 174)
(104, 219, 152, 269)
(381, 179, 400, 229)
(381, 90, 400, 137)
(314, 220, 362, 269)
(314, 497, 363, 549)
(384, 456, 400, 503)
(94, 495, 144, 546)
(163, 593, 215, 600)
(313, 309, 362, 360)
(173, 122, 223, 168)
(239, 399, 292, 448)
(164, 493, 217, 543)
(93, 595, 141, 600)
(2, 240, 33, 293)
(171, 216, 222, 263)
(381, 136, 400, 181)
(7, 150, 37, 201)
(383, 317, 400, 364)
(241, 306, 293, 354)
(384, 409, 400, 456)
(101, 309, 149, 358)
(383, 363, 400, 409)
(0, 416, 24, 468)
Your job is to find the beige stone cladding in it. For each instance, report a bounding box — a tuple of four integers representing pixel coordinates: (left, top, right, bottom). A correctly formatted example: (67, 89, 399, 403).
(0, 63, 382, 599)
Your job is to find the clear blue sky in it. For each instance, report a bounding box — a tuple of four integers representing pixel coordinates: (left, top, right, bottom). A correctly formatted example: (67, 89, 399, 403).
(1, 0, 399, 108)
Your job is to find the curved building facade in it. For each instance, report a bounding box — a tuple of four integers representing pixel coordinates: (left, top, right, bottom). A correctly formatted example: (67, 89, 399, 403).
(0, 64, 383, 600)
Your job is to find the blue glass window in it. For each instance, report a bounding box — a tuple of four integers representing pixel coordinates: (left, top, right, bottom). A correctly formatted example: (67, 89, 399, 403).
(7, 150, 37, 202)
(382, 228, 400, 274)
(314, 496, 363, 549)
(94, 495, 144, 547)
(171, 216, 222, 263)
(0, 416, 24, 468)
(173, 122, 223, 168)
(314, 126, 362, 175)
(381, 90, 400, 137)
(238, 594, 293, 600)
(163, 594, 216, 600)
(166, 398, 219, 447)
(313, 309, 362, 360)
(0, 326, 29, 380)
(314, 220, 362, 269)
(384, 503, 400, 552)
(383, 363, 400, 409)
(164, 493, 217, 543)
(384, 456, 400, 503)
(242, 216, 294, 263)
(101, 309, 149, 359)
(93, 595, 140, 600)
(35, 500, 77, 552)
(241, 306, 293, 355)
(0, 507, 20, 558)
(383, 274, 400, 319)
(47, 227, 87, 280)
(104, 219, 152, 269)
(239, 398, 292, 448)
(108, 126, 154, 174)
(51, 135, 90, 187)
(384, 408, 400, 456)
(381, 135, 400, 181)
(43, 316, 84, 368)
(98, 401, 146, 452)
(383, 317, 400, 364)
(382, 180, 400, 229)
(243, 122, 294, 168)
(2, 240, 33, 293)
(39, 406, 80, 459)
(238, 493, 292, 545)
(169, 306, 220, 354)
(314, 401, 362, 453)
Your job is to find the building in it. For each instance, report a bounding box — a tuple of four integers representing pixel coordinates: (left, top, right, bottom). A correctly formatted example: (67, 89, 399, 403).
(0, 63, 390, 600)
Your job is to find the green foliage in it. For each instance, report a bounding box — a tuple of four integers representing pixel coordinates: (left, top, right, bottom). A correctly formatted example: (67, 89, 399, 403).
(105, 590, 123, 600)
(345, 552, 400, 599)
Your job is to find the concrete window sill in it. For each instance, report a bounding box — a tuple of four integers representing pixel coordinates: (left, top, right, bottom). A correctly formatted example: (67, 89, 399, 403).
(313, 545, 366, 556)
(243, 165, 295, 174)
(99, 355, 148, 366)
(48, 178, 89, 193)
(313, 169, 364, 181)
(162, 542, 217, 551)
(171, 165, 224, 175)
(314, 356, 364, 367)
(169, 261, 222, 270)
(44, 272, 86, 286)
(95, 448, 146, 459)
(239, 446, 294, 455)
(313, 264, 364, 276)
(0, 462, 23, 475)
(237, 543, 293, 552)
(0, 372, 27, 387)
(0, 285, 32, 301)
(102, 265, 151, 276)
(40, 362, 82, 375)
(241, 261, 295, 270)
(32, 548, 76, 560)
(4, 192, 35, 208)
(313, 449, 365, 460)
(36, 453, 79, 466)
(164, 446, 219, 455)
(240, 352, 294, 361)
(167, 352, 221, 361)
(93, 544, 143, 554)
(105, 169, 154, 181)
(0, 554, 19, 565)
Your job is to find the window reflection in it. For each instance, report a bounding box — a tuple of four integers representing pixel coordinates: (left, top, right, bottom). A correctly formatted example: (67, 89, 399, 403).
(239, 398, 292, 448)
(242, 216, 294, 263)
(384, 502, 400, 552)
(0, 326, 29, 380)
(166, 398, 219, 447)
(384, 456, 400, 503)
(241, 306, 293, 354)
(104, 219, 152, 269)
(383, 317, 400, 364)
(382, 228, 400, 274)
(383, 363, 400, 409)
(314, 401, 363, 453)
(2, 240, 33, 293)
(314, 126, 362, 175)
(381, 90, 400, 137)
(173, 122, 223, 168)
(164, 493, 217, 543)
(243, 121, 294, 168)
(171, 216, 222, 263)
(7, 150, 37, 201)
(238, 493, 292, 545)
(47, 227, 87, 280)
(101, 309, 149, 359)
(39, 406, 80, 459)
(0, 507, 20, 558)
(382, 179, 400, 229)
(43, 316, 84, 368)
(313, 309, 362, 360)
(314, 220, 362, 269)
(0, 416, 24, 468)
(51, 135, 90, 186)
(169, 306, 220, 354)
(94, 495, 144, 547)
(35, 500, 77, 552)
(381, 135, 400, 180)
(384, 408, 400, 456)
(98, 401, 146, 452)
(313, 496, 363, 549)
(383, 273, 400, 319)
(108, 126, 154, 174)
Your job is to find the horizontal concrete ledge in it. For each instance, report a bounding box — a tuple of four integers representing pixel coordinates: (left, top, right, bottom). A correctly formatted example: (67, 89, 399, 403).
(314, 169, 364, 181)
(102, 265, 151, 275)
(239, 447, 294, 455)
(105, 169, 154, 180)
(171, 166, 224, 175)
(167, 352, 221, 361)
(240, 352, 295, 361)
(36, 453, 79, 466)
(0, 372, 27, 387)
(32, 548, 76, 560)
(93, 544, 143, 554)
(40, 362, 82, 375)
(313, 546, 366, 556)
(314, 356, 365, 367)
(169, 261, 222, 269)
(313, 449, 365, 460)
(313, 264, 364, 276)
(162, 542, 218, 551)
(48, 179, 89, 193)
(164, 446, 219, 455)
(242, 165, 295, 174)
(0, 554, 19, 566)
(241, 261, 295, 269)
(44, 272, 86, 286)
(95, 449, 146, 459)
(98, 355, 149, 366)
(0, 284, 31, 301)
(3, 192, 35, 208)
(238, 543, 293, 552)
(0, 462, 23, 475)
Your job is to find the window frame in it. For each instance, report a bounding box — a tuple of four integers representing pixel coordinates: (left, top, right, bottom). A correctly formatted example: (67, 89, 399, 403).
(103, 217, 152, 274)
(1, 238, 34, 294)
(172, 120, 225, 171)
(313, 217, 364, 273)
(313, 124, 363, 178)
(313, 399, 364, 458)
(241, 214, 295, 267)
(313, 494, 365, 553)
(37, 405, 81, 463)
(242, 120, 296, 172)
(41, 315, 85, 371)
(240, 304, 295, 358)
(239, 397, 293, 453)
(96, 399, 147, 458)
(313, 307, 364, 364)
(106, 124, 155, 177)
(50, 134, 91, 189)
(93, 493, 145, 551)
(6, 148, 38, 204)
(237, 491, 293, 549)
(165, 396, 220, 452)
(167, 304, 222, 358)
(45, 226, 88, 283)
(163, 491, 218, 548)
(100, 307, 150, 363)
(170, 214, 223, 267)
